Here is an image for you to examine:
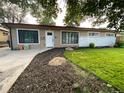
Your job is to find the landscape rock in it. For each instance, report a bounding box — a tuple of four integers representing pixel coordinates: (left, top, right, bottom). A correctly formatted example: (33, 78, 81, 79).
(48, 57, 67, 66)
(107, 84, 112, 87)
(65, 47, 74, 51)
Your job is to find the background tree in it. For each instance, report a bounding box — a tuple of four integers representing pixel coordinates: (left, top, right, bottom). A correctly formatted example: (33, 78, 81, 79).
(0, 0, 58, 25)
(0, 1, 27, 23)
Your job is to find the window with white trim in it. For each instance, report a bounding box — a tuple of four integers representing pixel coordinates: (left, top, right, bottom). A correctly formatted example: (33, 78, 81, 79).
(18, 29, 39, 43)
(89, 32, 99, 36)
(106, 33, 115, 37)
(62, 32, 78, 44)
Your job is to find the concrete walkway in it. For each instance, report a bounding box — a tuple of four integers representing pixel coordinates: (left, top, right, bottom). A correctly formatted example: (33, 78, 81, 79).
(0, 47, 51, 93)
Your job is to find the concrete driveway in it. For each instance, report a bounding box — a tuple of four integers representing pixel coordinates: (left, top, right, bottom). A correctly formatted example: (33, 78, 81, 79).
(0, 47, 50, 93)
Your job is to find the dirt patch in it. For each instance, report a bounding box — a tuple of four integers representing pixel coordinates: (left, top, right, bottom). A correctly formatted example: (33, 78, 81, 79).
(8, 48, 119, 93)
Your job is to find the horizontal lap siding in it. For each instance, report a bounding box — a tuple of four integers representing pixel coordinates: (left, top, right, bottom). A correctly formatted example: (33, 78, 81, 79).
(79, 32, 116, 47)
(54, 31, 116, 48)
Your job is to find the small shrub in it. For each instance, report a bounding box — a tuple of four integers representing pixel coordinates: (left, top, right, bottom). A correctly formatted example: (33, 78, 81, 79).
(89, 43, 95, 48)
(116, 41, 124, 48)
(74, 87, 82, 93)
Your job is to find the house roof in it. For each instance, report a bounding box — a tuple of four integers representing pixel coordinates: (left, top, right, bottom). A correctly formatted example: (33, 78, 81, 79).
(2, 23, 115, 33)
(0, 27, 9, 32)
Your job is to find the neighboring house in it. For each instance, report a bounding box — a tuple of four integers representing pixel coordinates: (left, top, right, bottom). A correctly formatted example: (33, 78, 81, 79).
(0, 27, 9, 43)
(2, 23, 116, 50)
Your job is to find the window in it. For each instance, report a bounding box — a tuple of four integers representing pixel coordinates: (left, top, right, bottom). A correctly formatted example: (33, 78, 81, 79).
(18, 29, 39, 43)
(62, 32, 78, 44)
(89, 32, 99, 36)
(106, 33, 115, 37)
(47, 32, 52, 35)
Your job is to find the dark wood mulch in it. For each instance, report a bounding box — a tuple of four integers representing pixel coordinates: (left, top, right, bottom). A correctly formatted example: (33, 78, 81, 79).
(8, 48, 119, 93)
(8, 48, 79, 93)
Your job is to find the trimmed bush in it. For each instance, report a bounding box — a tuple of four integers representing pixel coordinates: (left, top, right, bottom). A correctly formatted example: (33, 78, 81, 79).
(89, 43, 95, 48)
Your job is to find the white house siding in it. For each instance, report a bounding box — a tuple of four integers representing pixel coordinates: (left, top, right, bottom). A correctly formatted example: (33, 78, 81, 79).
(79, 36, 116, 47)
(11, 28, 116, 49)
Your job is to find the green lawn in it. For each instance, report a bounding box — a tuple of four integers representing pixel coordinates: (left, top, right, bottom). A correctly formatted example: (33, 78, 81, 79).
(64, 48, 124, 91)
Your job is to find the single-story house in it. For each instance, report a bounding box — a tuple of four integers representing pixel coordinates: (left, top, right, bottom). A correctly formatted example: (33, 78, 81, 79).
(0, 27, 9, 43)
(2, 23, 116, 50)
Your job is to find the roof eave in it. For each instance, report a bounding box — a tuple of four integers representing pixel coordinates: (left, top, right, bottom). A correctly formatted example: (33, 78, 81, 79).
(1, 23, 116, 33)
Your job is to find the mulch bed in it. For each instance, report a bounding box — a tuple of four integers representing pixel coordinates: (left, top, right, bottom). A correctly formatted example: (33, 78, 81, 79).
(8, 48, 118, 93)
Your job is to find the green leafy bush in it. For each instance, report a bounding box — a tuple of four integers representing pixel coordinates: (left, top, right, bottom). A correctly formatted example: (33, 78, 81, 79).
(115, 41, 124, 48)
(89, 43, 95, 48)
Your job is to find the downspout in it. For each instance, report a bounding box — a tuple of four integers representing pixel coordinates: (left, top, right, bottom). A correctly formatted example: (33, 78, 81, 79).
(9, 28, 13, 50)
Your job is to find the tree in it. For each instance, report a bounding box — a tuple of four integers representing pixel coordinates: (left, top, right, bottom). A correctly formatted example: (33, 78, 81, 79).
(0, 1, 27, 23)
(64, 0, 84, 26)
(1, 0, 58, 25)
(30, 1, 57, 25)
(40, 17, 55, 25)
(65, 0, 124, 31)
(1, 0, 124, 31)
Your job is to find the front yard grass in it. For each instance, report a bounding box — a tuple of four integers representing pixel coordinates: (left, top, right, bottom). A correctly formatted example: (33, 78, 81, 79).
(64, 48, 124, 92)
